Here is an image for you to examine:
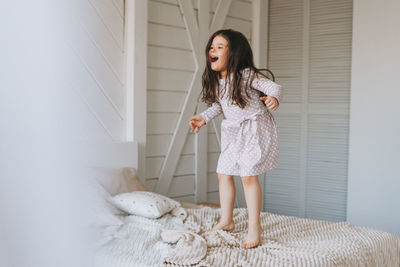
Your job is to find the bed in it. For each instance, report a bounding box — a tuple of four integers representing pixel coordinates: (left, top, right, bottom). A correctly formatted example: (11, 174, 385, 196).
(89, 142, 400, 267)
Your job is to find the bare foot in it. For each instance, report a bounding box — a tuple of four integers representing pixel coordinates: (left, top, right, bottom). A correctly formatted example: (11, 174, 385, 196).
(241, 224, 263, 249)
(205, 220, 235, 232)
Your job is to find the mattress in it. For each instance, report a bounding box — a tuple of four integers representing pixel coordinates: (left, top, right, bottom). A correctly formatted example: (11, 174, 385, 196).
(95, 203, 400, 267)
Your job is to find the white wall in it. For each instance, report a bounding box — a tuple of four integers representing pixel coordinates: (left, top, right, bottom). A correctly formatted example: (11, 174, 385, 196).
(69, 0, 127, 142)
(347, 0, 400, 236)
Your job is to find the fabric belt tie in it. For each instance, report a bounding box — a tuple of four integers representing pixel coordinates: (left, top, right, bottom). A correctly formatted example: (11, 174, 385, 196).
(221, 109, 270, 130)
(220, 109, 273, 159)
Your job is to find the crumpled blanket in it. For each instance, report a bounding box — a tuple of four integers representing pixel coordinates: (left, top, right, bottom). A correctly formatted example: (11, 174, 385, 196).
(161, 206, 400, 267)
(94, 205, 190, 267)
(161, 230, 208, 266)
(161, 206, 209, 266)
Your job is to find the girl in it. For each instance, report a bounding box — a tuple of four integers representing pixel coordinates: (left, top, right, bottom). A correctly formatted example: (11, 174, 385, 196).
(189, 29, 283, 249)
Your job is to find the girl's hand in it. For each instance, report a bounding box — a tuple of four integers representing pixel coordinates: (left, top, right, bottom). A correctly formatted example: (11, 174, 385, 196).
(260, 96, 279, 111)
(189, 115, 206, 133)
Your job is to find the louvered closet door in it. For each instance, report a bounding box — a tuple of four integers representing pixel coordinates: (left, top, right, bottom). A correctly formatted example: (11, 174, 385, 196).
(265, 0, 352, 222)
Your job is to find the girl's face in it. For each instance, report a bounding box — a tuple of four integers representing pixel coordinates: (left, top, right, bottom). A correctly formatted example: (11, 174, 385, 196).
(209, 35, 229, 77)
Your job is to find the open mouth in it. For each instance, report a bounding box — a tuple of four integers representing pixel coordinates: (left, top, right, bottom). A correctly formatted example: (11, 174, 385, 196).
(210, 56, 219, 63)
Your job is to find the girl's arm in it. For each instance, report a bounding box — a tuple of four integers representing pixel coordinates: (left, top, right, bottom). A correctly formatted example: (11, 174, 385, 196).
(198, 101, 223, 124)
(249, 70, 283, 104)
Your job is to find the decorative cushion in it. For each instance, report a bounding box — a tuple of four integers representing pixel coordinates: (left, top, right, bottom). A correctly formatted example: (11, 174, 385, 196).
(111, 191, 182, 219)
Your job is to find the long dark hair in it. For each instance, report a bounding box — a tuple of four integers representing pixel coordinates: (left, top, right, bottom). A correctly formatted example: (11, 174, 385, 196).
(201, 29, 275, 109)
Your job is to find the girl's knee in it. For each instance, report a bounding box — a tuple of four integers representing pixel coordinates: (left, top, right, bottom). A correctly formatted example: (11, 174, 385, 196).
(240, 176, 259, 186)
(217, 173, 234, 181)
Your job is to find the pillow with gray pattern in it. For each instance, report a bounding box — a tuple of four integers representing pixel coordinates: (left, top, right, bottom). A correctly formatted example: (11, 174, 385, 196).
(111, 191, 181, 219)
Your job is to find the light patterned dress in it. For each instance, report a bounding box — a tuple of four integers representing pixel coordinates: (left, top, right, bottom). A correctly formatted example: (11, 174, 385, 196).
(198, 67, 283, 176)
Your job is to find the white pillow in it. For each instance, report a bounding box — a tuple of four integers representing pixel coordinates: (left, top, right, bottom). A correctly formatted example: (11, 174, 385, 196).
(111, 191, 181, 219)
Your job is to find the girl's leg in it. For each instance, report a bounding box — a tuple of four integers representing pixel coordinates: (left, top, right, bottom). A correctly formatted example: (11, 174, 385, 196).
(240, 175, 263, 248)
(205, 173, 236, 232)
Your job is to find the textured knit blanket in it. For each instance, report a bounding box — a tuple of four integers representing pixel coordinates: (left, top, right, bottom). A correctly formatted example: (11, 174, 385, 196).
(94, 206, 188, 267)
(161, 207, 400, 267)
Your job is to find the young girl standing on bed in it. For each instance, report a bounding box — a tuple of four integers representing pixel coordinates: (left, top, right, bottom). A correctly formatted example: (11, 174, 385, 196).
(189, 29, 283, 249)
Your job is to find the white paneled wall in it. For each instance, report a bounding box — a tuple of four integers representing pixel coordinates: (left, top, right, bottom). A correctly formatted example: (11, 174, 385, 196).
(266, 0, 352, 221)
(69, 0, 126, 141)
(145, 0, 253, 203)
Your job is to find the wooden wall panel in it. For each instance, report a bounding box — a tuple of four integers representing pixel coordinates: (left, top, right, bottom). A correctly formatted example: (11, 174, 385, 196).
(71, 0, 126, 141)
(146, 0, 252, 203)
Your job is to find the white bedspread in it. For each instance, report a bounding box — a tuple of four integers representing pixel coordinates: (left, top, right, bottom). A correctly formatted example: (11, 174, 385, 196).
(96, 206, 400, 267)
(94, 206, 187, 267)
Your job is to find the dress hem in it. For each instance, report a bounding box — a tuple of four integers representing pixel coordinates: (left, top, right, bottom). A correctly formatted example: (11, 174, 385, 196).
(216, 165, 277, 177)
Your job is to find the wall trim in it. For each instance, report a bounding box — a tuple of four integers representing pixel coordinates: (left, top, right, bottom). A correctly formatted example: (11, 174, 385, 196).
(125, 0, 148, 183)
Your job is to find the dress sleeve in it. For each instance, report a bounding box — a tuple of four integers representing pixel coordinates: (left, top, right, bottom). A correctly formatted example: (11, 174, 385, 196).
(198, 101, 222, 124)
(250, 71, 283, 104)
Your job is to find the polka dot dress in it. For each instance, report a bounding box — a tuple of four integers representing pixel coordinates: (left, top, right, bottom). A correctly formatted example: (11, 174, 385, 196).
(199, 67, 283, 177)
